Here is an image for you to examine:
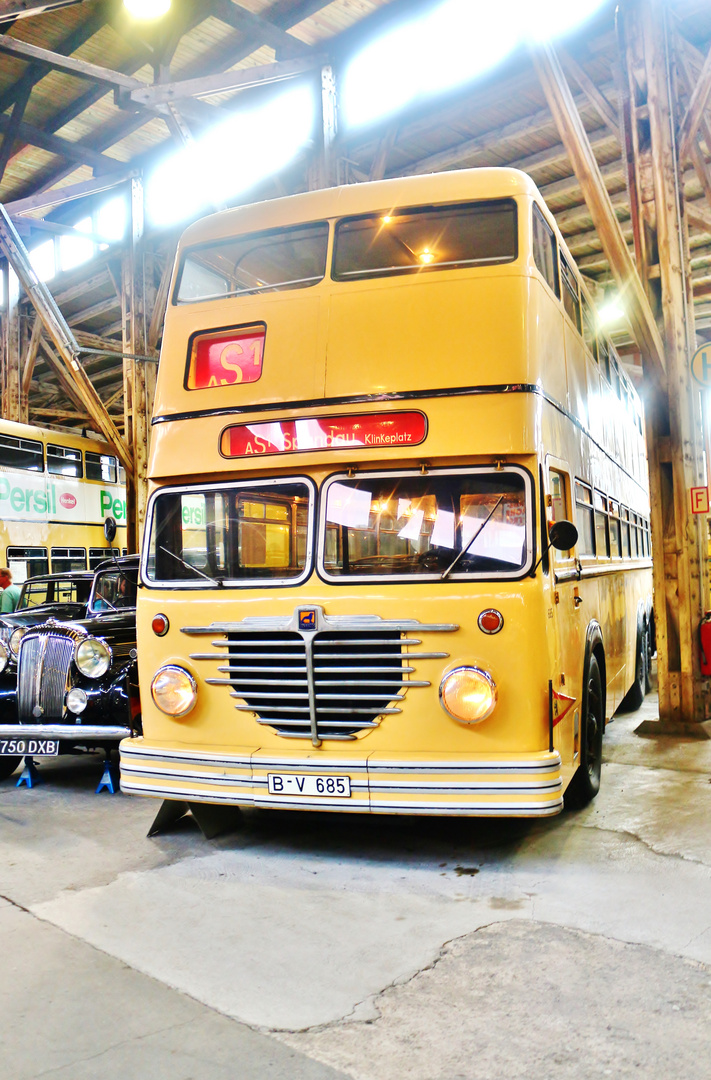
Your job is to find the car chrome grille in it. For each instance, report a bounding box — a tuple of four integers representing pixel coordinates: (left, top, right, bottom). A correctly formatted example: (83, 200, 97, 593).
(17, 631, 76, 723)
(184, 609, 457, 743)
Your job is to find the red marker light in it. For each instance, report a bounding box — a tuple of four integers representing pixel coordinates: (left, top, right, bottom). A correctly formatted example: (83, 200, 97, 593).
(152, 613, 169, 636)
(478, 609, 504, 634)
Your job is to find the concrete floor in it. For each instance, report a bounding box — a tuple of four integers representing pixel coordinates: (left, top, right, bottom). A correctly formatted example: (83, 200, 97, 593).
(2, 684, 711, 1079)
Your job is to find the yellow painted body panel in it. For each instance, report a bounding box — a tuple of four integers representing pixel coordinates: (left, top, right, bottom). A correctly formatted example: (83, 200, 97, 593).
(125, 168, 652, 818)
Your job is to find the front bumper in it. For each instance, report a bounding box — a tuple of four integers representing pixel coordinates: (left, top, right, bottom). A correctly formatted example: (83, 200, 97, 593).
(119, 739, 564, 817)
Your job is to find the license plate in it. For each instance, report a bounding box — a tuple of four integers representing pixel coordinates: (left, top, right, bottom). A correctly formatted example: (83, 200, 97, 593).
(0, 737, 59, 756)
(267, 773, 351, 797)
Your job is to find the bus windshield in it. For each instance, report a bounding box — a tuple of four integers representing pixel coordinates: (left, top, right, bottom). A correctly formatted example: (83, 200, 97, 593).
(333, 199, 517, 280)
(145, 481, 313, 585)
(320, 468, 531, 580)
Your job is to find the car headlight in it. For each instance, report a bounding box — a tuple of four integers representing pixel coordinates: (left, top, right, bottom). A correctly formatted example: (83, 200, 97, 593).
(0, 640, 8, 674)
(66, 687, 87, 714)
(75, 637, 112, 679)
(151, 665, 197, 718)
(439, 666, 497, 724)
(9, 627, 25, 657)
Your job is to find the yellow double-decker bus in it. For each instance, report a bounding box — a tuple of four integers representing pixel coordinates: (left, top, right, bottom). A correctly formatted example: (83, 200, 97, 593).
(121, 168, 653, 817)
(0, 419, 127, 580)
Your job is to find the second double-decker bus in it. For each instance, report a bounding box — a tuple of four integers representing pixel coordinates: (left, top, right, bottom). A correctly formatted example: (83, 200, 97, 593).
(0, 419, 127, 580)
(120, 167, 653, 818)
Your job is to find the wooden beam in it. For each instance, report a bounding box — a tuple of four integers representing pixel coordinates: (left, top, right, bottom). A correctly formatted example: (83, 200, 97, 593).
(20, 314, 41, 423)
(0, 82, 31, 184)
(5, 168, 138, 217)
(0, 202, 132, 474)
(0, 31, 145, 92)
(678, 41, 711, 163)
(207, 0, 310, 59)
(0, 1, 83, 17)
(0, 110, 117, 172)
(558, 45, 619, 135)
(127, 55, 320, 107)
(530, 40, 666, 383)
(148, 249, 174, 351)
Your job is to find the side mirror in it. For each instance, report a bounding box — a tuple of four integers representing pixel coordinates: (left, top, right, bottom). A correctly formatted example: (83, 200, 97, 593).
(104, 516, 117, 543)
(548, 519, 578, 551)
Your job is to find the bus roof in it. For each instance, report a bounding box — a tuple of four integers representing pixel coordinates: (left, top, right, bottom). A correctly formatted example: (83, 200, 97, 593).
(178, 167, 542, 250)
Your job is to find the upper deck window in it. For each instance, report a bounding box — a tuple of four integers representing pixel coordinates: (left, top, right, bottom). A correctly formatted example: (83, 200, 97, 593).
(85, 450, 117, 484)
(175, 222, 329, 303)
(532, 204, 559, 296)
(332, 199, 517, 281)
(47, 443, 82, 478)
(0, 434, 43, 472)
(560, 255, 581, 332)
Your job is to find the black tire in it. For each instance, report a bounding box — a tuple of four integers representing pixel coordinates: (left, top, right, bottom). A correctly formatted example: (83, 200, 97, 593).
(620, 623, 647, 712)
(644, 615, 654, 694)
(0, 755, 21, 782)
(565, 653, 604, 809)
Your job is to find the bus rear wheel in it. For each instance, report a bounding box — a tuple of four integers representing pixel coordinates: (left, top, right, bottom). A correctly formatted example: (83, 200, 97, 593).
(565, 653, 603, 809)
(620, 622, 647, 712)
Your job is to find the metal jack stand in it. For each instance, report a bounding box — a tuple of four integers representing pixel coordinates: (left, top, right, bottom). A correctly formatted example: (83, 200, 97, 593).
(16, 757, 41, 788)
(96, 758, 120, 794)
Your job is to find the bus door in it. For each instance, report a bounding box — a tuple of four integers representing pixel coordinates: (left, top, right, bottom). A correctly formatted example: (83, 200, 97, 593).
(546, 461, 584, 765)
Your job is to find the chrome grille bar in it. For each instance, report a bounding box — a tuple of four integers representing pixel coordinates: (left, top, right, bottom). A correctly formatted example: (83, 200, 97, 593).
(184, 610, 456, 741)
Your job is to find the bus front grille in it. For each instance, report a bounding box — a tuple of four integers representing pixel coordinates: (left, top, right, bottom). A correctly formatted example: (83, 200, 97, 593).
(186, 611, 456, 743)
(18, 632, 75, 722)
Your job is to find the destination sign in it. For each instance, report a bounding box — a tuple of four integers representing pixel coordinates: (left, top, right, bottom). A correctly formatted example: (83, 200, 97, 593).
(220, 411, 428, 458)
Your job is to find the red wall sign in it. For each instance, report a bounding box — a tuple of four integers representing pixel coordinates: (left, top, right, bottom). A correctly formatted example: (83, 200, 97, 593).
(221, 411, 428, 458)
(187, 325, 265, 389)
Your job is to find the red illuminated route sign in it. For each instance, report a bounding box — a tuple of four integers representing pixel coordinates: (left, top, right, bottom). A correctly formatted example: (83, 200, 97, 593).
(187, 325, 265, 389)
(221, 411, 428, 458)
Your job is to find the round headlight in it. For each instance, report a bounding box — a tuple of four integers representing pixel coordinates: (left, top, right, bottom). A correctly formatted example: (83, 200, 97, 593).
(8, 627, 25, 657)
(151, 665, 197, 718)
(439, 666, 497, 724)
(0, 639, 8, 674)
(66, 687, 88, 714)
(75, 637, 112, 678)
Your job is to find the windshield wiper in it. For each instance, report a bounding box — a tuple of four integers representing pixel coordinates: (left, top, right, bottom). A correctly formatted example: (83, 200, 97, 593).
(440, 495, 505, 581)
(159, 545, 222, 586)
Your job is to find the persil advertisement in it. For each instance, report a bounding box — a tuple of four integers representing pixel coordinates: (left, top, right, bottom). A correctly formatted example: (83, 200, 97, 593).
(0, 469, 126, 525)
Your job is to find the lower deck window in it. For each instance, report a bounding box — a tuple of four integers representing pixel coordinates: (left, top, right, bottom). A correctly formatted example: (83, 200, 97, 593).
(321, 468, 531, 580)
(7, 546, 48, 581)
(51, 547, 87, 573)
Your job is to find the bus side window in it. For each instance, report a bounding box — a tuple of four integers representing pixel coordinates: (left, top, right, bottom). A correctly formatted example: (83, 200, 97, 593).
(532, 204, 560, 297)
(608, 499, 621, 558)
(574, 481, 594, 555)
(597, 334, 611, 382)
(560, 255, 581, 333)
(594, 491, 609, 557)
(581, 294, 597, 360)
(47, 444, 82, 478)
(549, 468, 573, 557)
(0, 434, 43, 472)
(620, 506, 631, 557)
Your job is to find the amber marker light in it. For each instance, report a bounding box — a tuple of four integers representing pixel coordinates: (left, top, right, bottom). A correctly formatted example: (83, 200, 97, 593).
(478, 609, 504, 634)
(439, 666, 497, 724)
(152, 613, 169, 636)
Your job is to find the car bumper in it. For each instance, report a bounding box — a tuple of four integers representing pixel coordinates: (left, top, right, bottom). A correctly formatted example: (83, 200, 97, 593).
(119, 739, 564, 817)
(0, 724, 132, 740)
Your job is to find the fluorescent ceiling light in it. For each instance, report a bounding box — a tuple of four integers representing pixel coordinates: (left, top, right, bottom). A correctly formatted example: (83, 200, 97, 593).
(343, 0, 608, 129)
(123, 0, 171, 19)
(146, 84, 315, 228)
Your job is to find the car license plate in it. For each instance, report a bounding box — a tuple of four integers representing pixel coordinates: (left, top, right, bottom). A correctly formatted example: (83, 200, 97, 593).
(267, 773, 351, 797)
(0, 737, 59, 756)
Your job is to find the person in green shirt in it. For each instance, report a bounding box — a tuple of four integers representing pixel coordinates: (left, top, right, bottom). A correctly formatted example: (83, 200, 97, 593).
(0, 568, 21, 613)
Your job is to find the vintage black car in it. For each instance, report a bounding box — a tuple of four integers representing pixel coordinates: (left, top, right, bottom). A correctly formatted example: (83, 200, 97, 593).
(0, 556, 140, 781)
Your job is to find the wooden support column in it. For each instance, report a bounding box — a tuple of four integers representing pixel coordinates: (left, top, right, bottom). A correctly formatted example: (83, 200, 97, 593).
(308, 65, 338, 191)
(122, 177, 154, 553)
(1, 261, 20, 421)
(620, 0, 708, 728)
